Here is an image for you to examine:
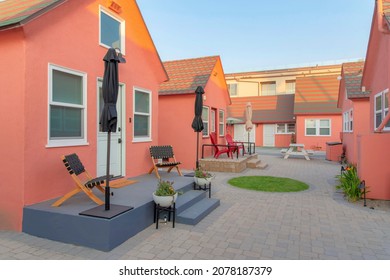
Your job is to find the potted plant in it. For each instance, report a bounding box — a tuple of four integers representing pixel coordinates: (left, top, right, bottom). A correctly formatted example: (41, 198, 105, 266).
(194, 168, 214, 186)
(152, 180, 178, 207)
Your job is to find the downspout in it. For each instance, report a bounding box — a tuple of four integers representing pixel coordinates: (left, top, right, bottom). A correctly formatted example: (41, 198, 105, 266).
(377, 0, 390, 33)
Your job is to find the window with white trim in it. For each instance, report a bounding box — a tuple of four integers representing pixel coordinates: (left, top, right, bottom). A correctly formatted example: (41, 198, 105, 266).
(133, 88, 151, 141)
(202, 106, 209, 137)
(261, 81, 276, 96)
(305, 119, 331, 136)
(343, 109, 353, 132)
(374, 89, 390, 130)
(228, 83, 237, 96)
(48, 65, 87, 147)
(211, 109, 216, 133)
(285, 80, 296, 94)
(276, 123, 295, 134)
(99, 7, 125, 52)
(219, 110, 225, 136)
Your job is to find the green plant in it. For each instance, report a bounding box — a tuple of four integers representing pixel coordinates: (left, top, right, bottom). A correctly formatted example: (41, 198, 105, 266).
(155, 180, 176, 196)
(336, 164, 364, 202)
(194, 168, 213, 179)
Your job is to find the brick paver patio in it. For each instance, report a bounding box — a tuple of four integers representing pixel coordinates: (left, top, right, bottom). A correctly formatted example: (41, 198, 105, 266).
(1, 148, 389, 260)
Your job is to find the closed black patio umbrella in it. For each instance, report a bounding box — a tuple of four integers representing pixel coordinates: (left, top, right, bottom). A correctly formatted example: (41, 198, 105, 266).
(191, 86, 204, 169)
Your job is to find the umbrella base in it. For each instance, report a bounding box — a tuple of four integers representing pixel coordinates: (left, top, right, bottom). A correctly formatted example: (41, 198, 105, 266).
(79, 204, 133, 219)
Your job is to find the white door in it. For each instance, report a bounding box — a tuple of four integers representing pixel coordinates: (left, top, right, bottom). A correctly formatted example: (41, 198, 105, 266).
(263, 124, 275, 147)
(234, 124, 255, 143)
(97, 82, 125, 177)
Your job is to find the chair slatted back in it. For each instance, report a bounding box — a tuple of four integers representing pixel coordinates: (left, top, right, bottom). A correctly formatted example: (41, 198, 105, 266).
(63, 154, 86, 176)
(150, 145, 175, 160)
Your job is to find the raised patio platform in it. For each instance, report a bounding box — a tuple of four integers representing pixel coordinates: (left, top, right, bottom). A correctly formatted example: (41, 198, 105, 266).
(199, 153, 268, 173)
(22, 172, 219, 252)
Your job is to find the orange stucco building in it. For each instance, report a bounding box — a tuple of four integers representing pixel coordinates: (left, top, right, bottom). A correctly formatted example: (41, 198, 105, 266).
(158, 56, 231, 170)
(0, 0, 168, 230)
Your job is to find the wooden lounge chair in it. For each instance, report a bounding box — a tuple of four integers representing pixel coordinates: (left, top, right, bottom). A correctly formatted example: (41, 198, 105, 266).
(148, 145, 182, 179)
(225, 133, 245, 156)
(52, 153, 137, 207)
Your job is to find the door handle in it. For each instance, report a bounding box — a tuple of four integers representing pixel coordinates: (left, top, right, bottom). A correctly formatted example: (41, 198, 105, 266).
(118, 127, 121, 132)
(118, 138, 122, 144)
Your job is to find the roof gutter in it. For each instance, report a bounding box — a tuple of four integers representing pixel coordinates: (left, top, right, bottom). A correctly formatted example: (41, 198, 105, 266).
(377, 0, 390, 33)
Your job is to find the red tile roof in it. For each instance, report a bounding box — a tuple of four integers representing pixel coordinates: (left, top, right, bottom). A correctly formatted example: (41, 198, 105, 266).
(159, 56, 219, 95)
(294, 74, 341, 115)
(228, 95, 295, 124)
(0, 0, 64, 30)
(341, 61, 370, 98)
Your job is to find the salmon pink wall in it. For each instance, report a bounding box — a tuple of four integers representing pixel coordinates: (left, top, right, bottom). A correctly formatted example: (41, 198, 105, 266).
(295, 115, 342, 151)
(0, 0, 167, 230)
(0, 29, 26, 230)
(358, 134, 390, 200)
(275, 134, 292, 147)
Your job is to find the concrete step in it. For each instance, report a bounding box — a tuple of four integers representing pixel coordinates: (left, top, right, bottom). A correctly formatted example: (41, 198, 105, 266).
(255, 162, 268, 169)
(175, 189, 206, 214)
(176, 198, 220, 225)
(246, 158, 261, 168)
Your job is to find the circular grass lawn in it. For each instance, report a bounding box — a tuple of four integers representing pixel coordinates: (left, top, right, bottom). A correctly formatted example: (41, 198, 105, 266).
(228, 176, 309, 192)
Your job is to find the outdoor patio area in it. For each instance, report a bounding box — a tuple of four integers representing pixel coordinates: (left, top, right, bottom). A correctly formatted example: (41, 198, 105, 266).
(1, 148, 390, 260)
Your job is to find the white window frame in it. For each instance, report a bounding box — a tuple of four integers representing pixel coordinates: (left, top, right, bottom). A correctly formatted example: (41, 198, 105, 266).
(133, 87, 152, 142)
(343, 109, 353, 132)
(374, 89, 390, 131)
(228, 83, 238, 96)
(211, 109, 216, 133)
(99, 6, 126, 54)
(276, 123, 295, 134)
(305, 119, 331, 136)
(261, 81, 276, 96)
(285, 80, 296, 94)
(202, 106, 210, 137)
(219, 109, 225, 136)
(47, 64, 88, 148)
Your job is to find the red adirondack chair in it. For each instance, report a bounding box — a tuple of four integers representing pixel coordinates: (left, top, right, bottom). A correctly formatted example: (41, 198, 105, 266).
(209, 132, 234, 159)
(225, 134, 245, 156)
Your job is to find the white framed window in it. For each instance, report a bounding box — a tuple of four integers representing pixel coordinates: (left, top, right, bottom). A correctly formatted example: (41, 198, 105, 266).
(228, 83, 238, 96)
(99, 6, 125, 53)
(285, 80, 296, 94)
(202, 106, 209, 137)
(276, 123, 295, 134)
(305, 119, 331, 136)
(211, 109, 216, 133)
(374, 89, 390, 130)
(343, 109, 353, 132)
(261, 81, 276, 96)
(219, 110, 225, 136)
(47, 64, 87, 147)
(133, 88, 151, 142)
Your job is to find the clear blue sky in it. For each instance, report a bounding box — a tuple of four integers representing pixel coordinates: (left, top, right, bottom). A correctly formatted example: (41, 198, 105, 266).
(137, 0, 375, 73)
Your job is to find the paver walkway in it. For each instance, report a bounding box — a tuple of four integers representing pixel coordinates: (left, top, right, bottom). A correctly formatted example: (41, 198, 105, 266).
(1, 148, 390, 260)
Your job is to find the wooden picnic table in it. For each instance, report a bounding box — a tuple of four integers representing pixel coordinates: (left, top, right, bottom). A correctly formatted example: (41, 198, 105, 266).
(281, 143, 312, 160)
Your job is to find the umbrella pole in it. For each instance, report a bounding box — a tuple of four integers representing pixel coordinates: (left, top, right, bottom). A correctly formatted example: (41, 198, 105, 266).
(196, 132, 199, 169)
(105, 130, 111, 210)
(247, 131, 250, 155)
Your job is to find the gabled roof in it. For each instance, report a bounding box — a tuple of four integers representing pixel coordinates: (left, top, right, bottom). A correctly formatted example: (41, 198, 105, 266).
(227, 95, 295, 124)
(0, 0, 65, 30)
(159, 56, 219, 95)
(294, 74, 341, 115)
(342, 61, 370, 98)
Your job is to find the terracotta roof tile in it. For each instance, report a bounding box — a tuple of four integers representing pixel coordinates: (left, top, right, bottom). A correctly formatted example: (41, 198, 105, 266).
(0, 0, 63, 29)
(227, 95, 295, 123)
(294, 74, 341, 114)
(159, 56, 219, 95)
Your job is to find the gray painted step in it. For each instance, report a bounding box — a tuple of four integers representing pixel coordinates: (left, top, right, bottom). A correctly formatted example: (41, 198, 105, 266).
(176, 198, 220, 225)
(175, 189, 206, 214)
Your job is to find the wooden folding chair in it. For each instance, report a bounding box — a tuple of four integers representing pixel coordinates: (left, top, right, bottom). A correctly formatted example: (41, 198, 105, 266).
(148, 145, 182, 179)
(52, 153, 137, 207)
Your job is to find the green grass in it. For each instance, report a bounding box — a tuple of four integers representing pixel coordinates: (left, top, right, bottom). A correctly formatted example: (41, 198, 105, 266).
(228, 176, 309, 192)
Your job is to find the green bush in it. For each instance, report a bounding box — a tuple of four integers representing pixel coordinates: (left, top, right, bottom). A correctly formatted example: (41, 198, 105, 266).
(336, 165, 364, 202)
